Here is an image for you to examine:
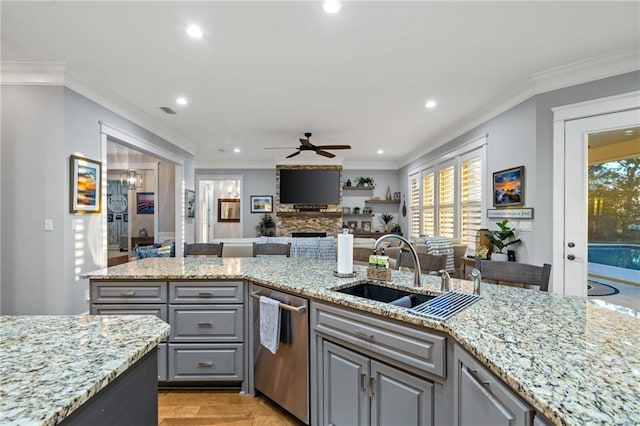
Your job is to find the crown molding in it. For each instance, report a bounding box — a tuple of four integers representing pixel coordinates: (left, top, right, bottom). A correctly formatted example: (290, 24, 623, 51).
(194, 155, 401, 170)
(1, 61, 195, 156)
(398, 46, 640, 169)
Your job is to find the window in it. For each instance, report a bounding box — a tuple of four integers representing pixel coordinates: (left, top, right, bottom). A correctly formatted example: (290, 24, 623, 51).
(408, 138, 485, 250)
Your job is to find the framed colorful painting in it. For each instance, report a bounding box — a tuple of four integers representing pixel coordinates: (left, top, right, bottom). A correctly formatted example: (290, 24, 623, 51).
(69, 155, 102, 213)
(493, 166, 525, 207)
(136, 192, 155, 214)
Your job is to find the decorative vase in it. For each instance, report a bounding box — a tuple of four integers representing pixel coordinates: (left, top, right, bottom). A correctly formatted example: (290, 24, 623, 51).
(346, 179, 351, 187)
(491, 252, 508, 262)
(386, 186, 392, 200)
(384, 224, 390, 232)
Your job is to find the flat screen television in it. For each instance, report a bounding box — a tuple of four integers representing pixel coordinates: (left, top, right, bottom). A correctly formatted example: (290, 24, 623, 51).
(279, 169, 341, 205)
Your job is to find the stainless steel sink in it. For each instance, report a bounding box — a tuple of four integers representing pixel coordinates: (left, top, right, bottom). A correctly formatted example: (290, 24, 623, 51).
(334, 282, 437, 308)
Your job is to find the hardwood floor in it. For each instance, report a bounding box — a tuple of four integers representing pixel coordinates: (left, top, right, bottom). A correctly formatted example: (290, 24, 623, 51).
(158, 390, 303, 425)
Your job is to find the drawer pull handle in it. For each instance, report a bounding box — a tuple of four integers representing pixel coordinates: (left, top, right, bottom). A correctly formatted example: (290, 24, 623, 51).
(198, 362, 213, 367)
(198, 292, 213, 297)
(119, 291, 136, 297)
(354, 329, 374, 339)
(198, 322, 213, 328)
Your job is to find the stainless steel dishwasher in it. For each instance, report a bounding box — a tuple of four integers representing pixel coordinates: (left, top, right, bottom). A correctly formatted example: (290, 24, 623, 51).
(252, 284, 309, 424)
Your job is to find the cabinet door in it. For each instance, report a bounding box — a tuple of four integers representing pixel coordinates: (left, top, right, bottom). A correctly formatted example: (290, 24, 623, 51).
(370, 360, 433, 426)
(322, 341, 370, 426)
(454, 346, 533, 426)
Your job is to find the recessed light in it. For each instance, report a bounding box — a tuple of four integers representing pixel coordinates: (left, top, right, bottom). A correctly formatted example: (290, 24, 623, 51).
(323, 1, 341, 14)
(186, 24, 203, 39)
(233, 148, 240, 153)
(176, 97, 188, 106)
(377, 149, 384, 155)
(425, 100, 437, 109)
(624, 130, 634, 135)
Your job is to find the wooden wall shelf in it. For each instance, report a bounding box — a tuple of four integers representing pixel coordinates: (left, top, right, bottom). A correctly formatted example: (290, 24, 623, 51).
(277, 211, 342, 218)
(365, 200, 400, 204)
(343, 186, 374, 191)
(343, 213, 374, 217)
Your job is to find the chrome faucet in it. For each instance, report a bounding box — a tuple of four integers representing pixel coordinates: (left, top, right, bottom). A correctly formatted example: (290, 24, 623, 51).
(374, 234, 421, 287)
(439, 269, 450, 292)
(470, 268, 482, 295)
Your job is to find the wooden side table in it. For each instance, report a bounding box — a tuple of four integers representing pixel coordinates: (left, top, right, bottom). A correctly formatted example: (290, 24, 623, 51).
(131, 236, 154, 248)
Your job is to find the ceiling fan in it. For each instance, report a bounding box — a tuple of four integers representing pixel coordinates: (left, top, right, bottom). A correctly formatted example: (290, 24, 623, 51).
(266, 132, 351, 158)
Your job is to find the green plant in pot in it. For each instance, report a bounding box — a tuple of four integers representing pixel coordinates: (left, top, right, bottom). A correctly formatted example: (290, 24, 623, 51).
(356, 176, 374, 187)
(378, 212, 394, 232)
(485, 219, 521, 261)
(255, 213, 276, 237)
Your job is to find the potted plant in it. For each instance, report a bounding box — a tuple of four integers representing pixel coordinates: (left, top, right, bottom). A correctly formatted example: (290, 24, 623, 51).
(378, 212, 394, 232)
(356, 176, 375, 187)
(485, 219, 521, 261)
(255, 213, 276, 237)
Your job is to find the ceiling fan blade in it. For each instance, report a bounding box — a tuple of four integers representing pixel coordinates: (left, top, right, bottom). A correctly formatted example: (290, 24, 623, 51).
(316, 149, 335, 158)
(286, 151, 301, 158)
(316, 145, 351, 150)
(300, 138, 313, 148)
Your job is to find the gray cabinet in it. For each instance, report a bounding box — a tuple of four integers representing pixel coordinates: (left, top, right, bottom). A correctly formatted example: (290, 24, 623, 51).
(168, 281, 244, 383)
(321, 340, 433, 426)
(454, 344, 533, 426)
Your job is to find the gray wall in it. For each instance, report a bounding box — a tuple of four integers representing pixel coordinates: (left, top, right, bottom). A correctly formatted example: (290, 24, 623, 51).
(1, 86, 194, 314)
(158, 161, 176, 234)
(399, 70, 640, 265)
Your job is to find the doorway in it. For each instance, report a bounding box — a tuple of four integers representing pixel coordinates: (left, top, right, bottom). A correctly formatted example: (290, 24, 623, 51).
(552, 91, 640, 297)
(196, 177, 243, 242)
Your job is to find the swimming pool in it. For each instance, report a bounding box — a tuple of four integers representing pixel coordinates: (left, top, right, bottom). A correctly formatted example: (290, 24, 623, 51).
(588, 244, 640, 270)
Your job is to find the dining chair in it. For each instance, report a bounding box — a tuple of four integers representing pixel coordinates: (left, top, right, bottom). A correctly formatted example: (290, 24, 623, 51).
(184, 243, 224, 257)
(474, 259, 551, 291)
(252, 242, 292, 257)
(396, 251, 448, 275)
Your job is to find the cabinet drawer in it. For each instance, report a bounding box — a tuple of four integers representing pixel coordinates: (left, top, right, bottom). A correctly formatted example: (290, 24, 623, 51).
(169, 281, 244, 304)
(91, 281, 167, 303)
(168, 344, 244, 381)
(158, 343, 167, 381)
(90, 304, 168, 322)
(169, 305, 244, 342)
(312, 302, 446, 378)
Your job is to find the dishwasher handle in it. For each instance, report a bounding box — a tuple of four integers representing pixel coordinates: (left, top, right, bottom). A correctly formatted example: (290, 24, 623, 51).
(250, 291, 307, 314)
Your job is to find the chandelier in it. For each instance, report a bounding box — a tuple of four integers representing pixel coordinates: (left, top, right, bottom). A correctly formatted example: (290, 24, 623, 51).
(120, 169, 142, 190)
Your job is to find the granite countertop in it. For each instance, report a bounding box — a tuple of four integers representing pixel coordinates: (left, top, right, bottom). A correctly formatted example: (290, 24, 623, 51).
(84, 257, 640, 426)
(0, 315, 170, 426)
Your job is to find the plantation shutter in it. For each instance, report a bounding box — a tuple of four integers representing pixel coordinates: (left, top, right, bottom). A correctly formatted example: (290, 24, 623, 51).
(421, 170, 435, 237)
(438, 165, 455, 238)
(409, 173, 421, 239)
(461, 152, 483, 250)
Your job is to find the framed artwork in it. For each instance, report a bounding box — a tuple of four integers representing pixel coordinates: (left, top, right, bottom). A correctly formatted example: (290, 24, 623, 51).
(342, 207, 351, 214)
(69, 155, 102, 213)
(106, 214, 113, 223)
(361, 220, 372, 232)
(115, 214, 123, 221)
(218, 198, 240, 222)
(123, 213, 129, 222)
(251, 195, 273, 213)
(393, 192, 401, 201)
(493, 166, 524, 207)
(136, 192, 155, 214)
(186, 189, 196, 218)
(347, 220, 358, 230)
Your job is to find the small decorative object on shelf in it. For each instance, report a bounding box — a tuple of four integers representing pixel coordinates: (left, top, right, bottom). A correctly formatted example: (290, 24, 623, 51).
(353, 207, 361, 214)
(394, 192, 401, 201)
(362, 206, 372, 215)
(356, 176, 374, 187)
(378, 212, 394, 232)
(346, 179, 352, 187)
(386, 186, 392, 200)
(402, 194, 407, 217)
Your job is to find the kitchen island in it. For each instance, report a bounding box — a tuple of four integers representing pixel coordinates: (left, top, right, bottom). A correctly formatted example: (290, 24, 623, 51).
(84, 257, 640, 426)
(0, 314, 170, 425)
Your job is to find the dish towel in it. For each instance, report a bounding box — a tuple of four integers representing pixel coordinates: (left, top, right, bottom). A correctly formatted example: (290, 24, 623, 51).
(259, 296, 281, 354)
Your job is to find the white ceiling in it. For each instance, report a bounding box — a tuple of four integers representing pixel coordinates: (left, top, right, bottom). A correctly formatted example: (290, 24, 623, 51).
(2, 1, 639, 169)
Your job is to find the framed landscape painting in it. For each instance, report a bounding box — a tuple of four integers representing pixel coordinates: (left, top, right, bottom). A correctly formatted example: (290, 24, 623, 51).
(251, 195, 273, 213)
(136, 192, 155, 214)
(69, 155, 102, 213)
(186, 189, 196, 218)
(493, 166, 524, 207)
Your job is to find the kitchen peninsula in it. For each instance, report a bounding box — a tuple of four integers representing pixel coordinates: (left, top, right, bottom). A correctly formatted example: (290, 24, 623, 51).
(0, 315, 170, 425)
(84, 257, 639, 426)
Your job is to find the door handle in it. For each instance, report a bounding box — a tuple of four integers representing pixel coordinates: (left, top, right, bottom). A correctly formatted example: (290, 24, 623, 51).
(198, 362, 213, 367)
(567, 242, 575, 248)
(360, 373, 367, 392)
(354, 329, 374, 340)
(567, 254, 576, 260)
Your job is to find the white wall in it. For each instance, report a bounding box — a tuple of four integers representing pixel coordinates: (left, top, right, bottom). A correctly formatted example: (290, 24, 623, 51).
(399, 71, 640, 266)
(0, 86, 194, 314)
(343, 169, 401, 232)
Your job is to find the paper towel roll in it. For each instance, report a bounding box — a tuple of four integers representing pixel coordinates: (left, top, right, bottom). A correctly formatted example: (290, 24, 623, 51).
(337, 233, 354, 274)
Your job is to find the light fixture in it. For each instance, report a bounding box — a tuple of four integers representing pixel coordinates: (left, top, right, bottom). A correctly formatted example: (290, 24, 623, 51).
(377, 149, 384, 154)
(323, 0, 341, 14)
(176, 96, 188, 106)
(233, 148, 241, 153)
(624, 130, 634, 135)
(425, 100, 437, 109)
(120, 169, 143, 190)
(186, 24, 203, 39)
